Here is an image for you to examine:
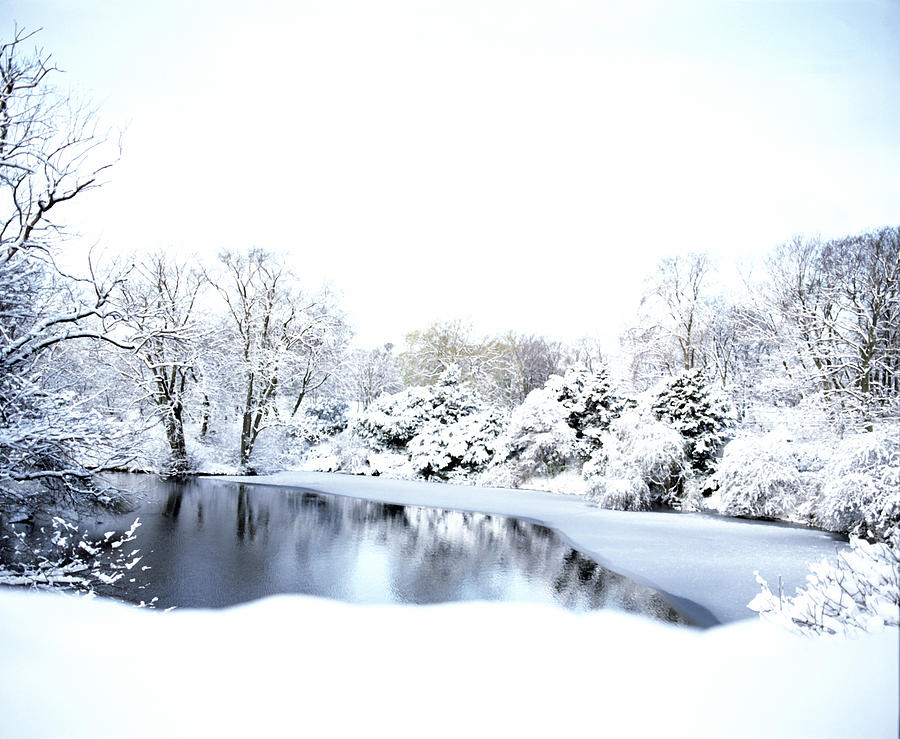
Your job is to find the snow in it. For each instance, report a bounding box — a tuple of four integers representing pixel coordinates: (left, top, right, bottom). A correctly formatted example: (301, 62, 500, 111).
(0, 588, 896, 739)
(750, 537, 900, 636)
(228, 471, 850, 626)
(1, 472, 896, 737)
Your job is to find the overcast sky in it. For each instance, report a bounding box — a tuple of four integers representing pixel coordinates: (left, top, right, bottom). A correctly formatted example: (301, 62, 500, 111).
(5, 0, 899, 348)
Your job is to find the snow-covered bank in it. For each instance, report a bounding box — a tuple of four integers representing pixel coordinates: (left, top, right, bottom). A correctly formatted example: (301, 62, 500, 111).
(226, 471, 848, 626)
(0, 589, 896, 739)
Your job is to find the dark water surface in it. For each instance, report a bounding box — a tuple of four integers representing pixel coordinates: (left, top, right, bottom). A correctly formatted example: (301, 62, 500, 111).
(14, 475, 693, 624)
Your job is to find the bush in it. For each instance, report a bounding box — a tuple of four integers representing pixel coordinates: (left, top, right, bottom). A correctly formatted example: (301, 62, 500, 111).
(502, 387, 579, 482)
(299, 429, 372, 474)
(713, 431, 809, 520)
(814, 427, 900, 543)
(713, 426, 899, 542)
(354, 365, 481, 449)
(586, 476, 654, 512)
(749, 537, 900, 636)
(339, 365, 505, 481)
(408, 409, 507, 480)
(299, 398, 349, 444)
(584, 410, 688, 510)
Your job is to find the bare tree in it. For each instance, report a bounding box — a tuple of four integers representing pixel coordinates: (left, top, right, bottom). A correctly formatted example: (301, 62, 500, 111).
(0, 29, 129, 511)
(207, 249, 346, 470)
(399, 320, 514, 404)
(112, 252, 207, 474)
(569, 336, 606, 374)
(623, 253, 715, 389)
(491, 333, 568, 407)
(754, 227, 900, 424)
(400, 320, 479, 385)
(340, 343, 402, 411)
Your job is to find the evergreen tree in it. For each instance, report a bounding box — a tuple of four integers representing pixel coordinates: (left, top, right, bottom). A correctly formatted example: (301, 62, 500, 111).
(650, 369, 730, 476)
(545, 364, 624, 456)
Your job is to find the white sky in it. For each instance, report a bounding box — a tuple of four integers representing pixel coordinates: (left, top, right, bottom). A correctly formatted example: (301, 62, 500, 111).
(4, 0, 899, 349)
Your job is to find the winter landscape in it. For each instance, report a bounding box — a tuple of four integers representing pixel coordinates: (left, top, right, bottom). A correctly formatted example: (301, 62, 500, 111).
(1, 2, 899, 737)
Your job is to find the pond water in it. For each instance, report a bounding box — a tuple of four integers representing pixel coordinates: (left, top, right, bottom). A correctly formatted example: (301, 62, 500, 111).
(8, 475, 692, 625)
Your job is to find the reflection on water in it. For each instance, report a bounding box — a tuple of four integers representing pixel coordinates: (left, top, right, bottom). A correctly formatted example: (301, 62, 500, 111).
(24, 475, 692, 624)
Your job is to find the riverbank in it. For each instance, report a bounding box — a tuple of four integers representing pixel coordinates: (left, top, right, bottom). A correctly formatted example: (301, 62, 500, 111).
(224, 470, 847, 626)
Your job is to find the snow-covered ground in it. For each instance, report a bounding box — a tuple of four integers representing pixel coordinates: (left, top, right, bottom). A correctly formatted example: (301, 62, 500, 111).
(1, 471, 896, 738)
(229, 470, 849, 626)
(0, 588, 896, 739)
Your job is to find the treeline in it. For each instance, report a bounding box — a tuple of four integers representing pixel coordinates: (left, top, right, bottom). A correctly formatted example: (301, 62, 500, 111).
(0, 27, 898, 538)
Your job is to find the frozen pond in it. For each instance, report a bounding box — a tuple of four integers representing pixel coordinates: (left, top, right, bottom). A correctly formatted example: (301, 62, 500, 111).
(231, 471, 850, 626)
(13, 475, 692, 624)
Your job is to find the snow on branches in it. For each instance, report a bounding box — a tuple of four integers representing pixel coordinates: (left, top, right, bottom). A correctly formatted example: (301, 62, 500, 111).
(0, 515, 151, 600)
(749, 537, 899, 637)
(348, 366, 505, 480)
(583, 409, 689, 511)
(0, 28, 131, 512)
(712, 424, 900, 543)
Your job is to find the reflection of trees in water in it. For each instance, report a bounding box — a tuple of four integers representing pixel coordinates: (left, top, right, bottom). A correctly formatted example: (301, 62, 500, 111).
(278, 491, 688, 622)
(164, 489, 183, 518)
(552, 550, 688, 623)
(80, 477, 690, 622)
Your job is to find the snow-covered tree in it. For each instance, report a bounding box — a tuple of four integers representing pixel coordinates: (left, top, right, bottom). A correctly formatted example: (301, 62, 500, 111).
(584, 409, 688, 510)
(353, 365, 504, 479)
(400, 320, 487, 386)
(339, 343, 402, 411)
(751, 227, 900, 426)
(497, 363, 622, 483)
(623, 253, 714, 388)
(408, 408, 506, 480)
(546, 363, 623, 456)
(500, 387, 578, 480)
(399, 320, 513, 404)
(297, 397, 350, 445)
(112, 252, 207, 474)
(650, 369, 730, 476)
(0, 29, 131, 513)
(713, 431, 807, 520)
(206, 249, 348, 471)
(356, 365, 477, 446)
(490, 332, 569, 408)
(813, 426, 900, 543)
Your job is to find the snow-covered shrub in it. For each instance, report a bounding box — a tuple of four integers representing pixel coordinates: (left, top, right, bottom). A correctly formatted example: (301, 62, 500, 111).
(587, 476, 654, 512)
(474, 463, 520, 490)
(324, 430, 374, 475)
(584, 409, 688, 510)
(298, 398, 350, 444)
(339, 366, 504, 480)
(749, 537, 900, 636)
(355, 365, 480, 450)
(651, 369, 730, 475)
(407, 409, 507, 480)
(353, 384, 434, 448)
(502, 387, 579, 482)
(516, 470, 589, 496)
(713, 431, 808, 520)
(814, 427, 900, 544)
(493, 364, 624, 486)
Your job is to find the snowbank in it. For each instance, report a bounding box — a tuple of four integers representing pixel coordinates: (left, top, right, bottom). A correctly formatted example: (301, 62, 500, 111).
(0, 589, 895, 739)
